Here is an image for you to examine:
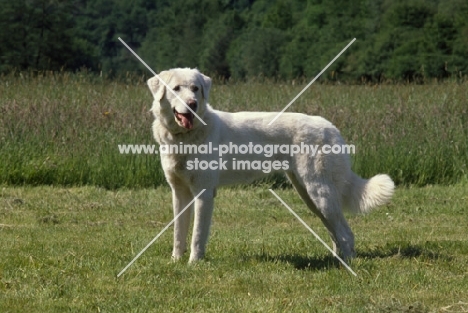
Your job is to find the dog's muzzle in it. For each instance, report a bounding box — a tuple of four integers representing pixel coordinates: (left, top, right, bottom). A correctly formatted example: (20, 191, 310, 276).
(174, 100, 197, 129)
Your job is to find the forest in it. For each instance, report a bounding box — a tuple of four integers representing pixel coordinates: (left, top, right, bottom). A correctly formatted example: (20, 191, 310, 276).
(1, 0, 468, 81)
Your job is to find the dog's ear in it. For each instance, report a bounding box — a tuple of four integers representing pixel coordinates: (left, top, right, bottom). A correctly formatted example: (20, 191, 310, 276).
(147, 71, 171, 101)
(197, 72, 212, 102)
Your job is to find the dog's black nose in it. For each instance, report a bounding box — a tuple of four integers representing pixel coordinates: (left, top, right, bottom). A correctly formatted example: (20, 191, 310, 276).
(187, 99, 197, 110)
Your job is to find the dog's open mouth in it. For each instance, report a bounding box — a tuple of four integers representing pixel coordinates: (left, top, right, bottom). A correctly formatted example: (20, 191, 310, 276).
(174, 109, 194, 129)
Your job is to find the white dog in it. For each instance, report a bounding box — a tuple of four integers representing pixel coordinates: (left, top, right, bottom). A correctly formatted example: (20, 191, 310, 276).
(148, 68, 394, 263)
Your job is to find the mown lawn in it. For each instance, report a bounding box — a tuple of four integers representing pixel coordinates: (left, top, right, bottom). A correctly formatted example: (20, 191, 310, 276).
(1, 184, 467, 312)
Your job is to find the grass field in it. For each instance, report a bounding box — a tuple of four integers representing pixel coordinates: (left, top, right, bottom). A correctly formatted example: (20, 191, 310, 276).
(0, 184, 467, 312)
(0, 72, 467, 188)
(1, 73, 467, 312)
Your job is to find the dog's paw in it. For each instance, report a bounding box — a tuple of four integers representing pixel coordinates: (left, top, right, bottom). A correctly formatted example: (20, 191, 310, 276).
(172, 246, 187, 261)
(188, 253, 205, 264)
(171, 252, 186, 262)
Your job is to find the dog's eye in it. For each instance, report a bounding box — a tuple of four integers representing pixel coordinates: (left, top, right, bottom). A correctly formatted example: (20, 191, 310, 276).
(173, 85, 181, 91)
(190, 85, 199, 92)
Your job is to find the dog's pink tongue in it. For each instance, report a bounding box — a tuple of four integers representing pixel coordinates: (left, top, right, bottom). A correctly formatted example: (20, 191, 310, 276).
(177, 112, 194, 129)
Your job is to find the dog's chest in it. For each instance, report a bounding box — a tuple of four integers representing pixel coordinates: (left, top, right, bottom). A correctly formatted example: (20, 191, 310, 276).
(160, 153, 188, 174)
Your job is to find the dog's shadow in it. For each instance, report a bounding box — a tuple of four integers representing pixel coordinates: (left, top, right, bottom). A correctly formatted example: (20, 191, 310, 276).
(253, 253, 339, 271)
(250, 241, 451, 271)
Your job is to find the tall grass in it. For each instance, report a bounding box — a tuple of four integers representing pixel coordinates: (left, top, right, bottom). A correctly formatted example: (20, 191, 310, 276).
(1, 72, 467, 188)
(0, 71, 164, 189)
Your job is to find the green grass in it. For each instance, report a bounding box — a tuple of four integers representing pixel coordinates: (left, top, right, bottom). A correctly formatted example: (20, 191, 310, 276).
(1, 72, 467, 310)
(1, 72, 467, 188)
(1, 184, 467, 312)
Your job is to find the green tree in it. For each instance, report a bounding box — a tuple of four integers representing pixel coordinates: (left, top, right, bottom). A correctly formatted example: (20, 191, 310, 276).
(227, 27, 288, 78)
(1, 0, 468, 81)
(199, 11, 245, 77)
(262, 0, 293, 30)
(0, 0, 91, 72)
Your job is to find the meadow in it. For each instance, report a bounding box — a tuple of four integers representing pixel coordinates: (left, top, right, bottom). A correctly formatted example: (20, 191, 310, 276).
(0, 72, 467, 312)
(0, 72, 467, 188)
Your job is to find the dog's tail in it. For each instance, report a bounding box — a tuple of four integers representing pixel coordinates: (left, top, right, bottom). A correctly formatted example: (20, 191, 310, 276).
(343, 173, 394, 214)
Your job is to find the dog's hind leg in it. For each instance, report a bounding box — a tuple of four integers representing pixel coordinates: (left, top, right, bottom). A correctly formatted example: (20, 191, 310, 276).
(286, 171, 356, 260)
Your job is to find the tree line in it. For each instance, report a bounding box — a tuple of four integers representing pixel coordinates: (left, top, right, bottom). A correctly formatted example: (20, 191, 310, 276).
(1, 0, 467, 81)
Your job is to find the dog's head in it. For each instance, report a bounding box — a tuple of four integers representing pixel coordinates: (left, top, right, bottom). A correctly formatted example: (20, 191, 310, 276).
(148, 68, 211, 132)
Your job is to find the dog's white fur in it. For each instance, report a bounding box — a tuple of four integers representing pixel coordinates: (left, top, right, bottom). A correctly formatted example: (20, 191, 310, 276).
(148, 68, 394, 262)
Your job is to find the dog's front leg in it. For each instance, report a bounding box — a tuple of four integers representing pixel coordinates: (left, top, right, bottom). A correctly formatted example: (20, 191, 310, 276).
(171, 185, 193, 260)
(189, 188, 215, 263)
